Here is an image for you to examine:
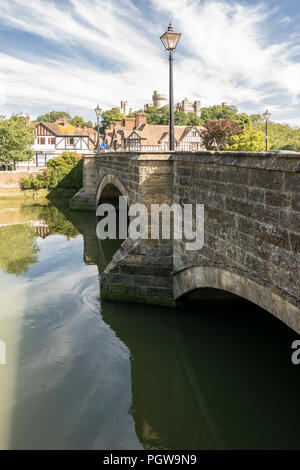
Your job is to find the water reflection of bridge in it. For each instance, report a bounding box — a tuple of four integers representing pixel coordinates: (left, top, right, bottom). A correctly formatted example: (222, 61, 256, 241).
(73, 212, 300, 450)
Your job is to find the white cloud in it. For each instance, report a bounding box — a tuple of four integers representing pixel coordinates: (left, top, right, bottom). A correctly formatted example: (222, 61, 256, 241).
(0, 0, 299, 125)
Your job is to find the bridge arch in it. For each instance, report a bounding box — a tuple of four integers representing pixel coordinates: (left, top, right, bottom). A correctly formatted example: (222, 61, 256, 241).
(96, 173, 129, 207)
(174, 265, 300, 333)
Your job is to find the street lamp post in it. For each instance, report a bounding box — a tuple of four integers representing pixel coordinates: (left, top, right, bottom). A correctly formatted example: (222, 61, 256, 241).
(263, 109, 271, 151)
(94, 104, 102, 153)
(160, 24, 181, 151)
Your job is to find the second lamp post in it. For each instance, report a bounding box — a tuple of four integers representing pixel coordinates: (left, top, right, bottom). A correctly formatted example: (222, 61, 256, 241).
(95, 104, 102, 153)
(160, 24, 181, 151)
(263, 109, 271, 151)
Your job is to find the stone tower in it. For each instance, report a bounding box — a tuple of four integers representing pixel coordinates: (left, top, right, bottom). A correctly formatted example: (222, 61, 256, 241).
(120, 100, 129, 117)
(194, 100, 201, 117)
(152, 90, 167, 108)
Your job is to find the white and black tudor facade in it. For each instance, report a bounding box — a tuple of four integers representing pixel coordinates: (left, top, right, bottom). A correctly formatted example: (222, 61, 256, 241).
(17, 117, 96, 168)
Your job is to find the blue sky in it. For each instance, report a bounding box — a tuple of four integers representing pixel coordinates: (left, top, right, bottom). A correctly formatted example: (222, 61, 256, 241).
(0, 0, 300, 126)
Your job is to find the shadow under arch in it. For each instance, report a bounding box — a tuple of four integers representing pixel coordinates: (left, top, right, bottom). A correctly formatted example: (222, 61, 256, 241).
(96, 173, 129, 207)
(174, 265, 300, 333)
(95, 174, 130, 272)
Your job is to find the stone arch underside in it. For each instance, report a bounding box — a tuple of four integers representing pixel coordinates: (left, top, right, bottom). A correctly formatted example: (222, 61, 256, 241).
(173, 265, 300, 334)
(96, 173, 129, 206)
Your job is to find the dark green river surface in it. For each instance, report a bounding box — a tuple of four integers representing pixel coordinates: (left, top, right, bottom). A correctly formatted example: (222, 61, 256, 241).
(0, 200, 300, 450)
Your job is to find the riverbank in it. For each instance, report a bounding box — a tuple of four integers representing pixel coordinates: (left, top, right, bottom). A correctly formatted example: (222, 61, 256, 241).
(0, 167, 80, 202)
(0, 187, 78, 202)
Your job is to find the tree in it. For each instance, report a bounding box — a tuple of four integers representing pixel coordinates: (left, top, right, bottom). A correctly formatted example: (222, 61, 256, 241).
(0, 115, 35, 170)
(200, 104, 238, 122)
(174, 110, 188, 125)
(223, 126, 265, 151)
(144, 106, 169, 125)
(144, 106, 203, 126)
(200, 118, 242, 149)
(36, 111, 71, 123)
(250, 114, 262, 123)
(22, 152, 83, 190)
(69, 116, 93, 128)
(233, 113, 251, 128)
(185, 112, 203, 126)
(254, 121, 300, 152)
(101, 109, 124, 129)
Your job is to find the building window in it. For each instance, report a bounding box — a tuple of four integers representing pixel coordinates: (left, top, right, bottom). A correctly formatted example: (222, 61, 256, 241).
(66, 137, 74, 145)
(126, 139, 141, 151)
(191, 130, 198, 137)
(38, 137, 45, 145)
(49, 138, 55, 145)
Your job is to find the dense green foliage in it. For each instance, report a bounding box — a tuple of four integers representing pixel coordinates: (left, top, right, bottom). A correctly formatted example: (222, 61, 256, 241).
(101, 109, 125, 129)
(46, 152, 82, 188)
(21, 152, 83, 190)
(254, 121, 300, 151)
(141, 106, 203, 126)
(36, 111, 71, 123)
(0, 115, 35, 169)
(36, 111, 93, 128)
(69, 115, 93, 128)
(224, 126, 265, 151)
(200, 105, 262, 129)
(21, 173, 48, 190)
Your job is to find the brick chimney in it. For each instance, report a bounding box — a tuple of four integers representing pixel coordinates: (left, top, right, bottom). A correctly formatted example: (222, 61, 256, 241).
(123, 117, 135, 129)
(114, 121, 122, 128)
(56, 116, 68, 126)
(135, 112, 147, 128)
(25, 113, 30, 125)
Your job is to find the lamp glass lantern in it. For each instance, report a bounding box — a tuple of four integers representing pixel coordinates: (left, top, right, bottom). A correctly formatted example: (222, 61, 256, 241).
(263, 110, 271, 120)
(95, 104, 102, 116)
(160, 24, 181, 51)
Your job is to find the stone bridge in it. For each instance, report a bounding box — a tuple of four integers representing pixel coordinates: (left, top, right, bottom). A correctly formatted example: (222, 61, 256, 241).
(71, 151, 300, 333)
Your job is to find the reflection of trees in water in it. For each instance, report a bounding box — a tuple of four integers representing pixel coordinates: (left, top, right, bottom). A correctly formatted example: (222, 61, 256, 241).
(37, 206, 78, 238)
(0, 200, 123, 276)
(0, 203, 80, 276)
(20, 204, 79, 239)
(0, 224, 39, 275)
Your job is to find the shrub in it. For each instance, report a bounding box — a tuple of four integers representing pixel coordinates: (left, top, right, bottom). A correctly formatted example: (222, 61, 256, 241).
(21, 173, 48, 190)
(21, 152, 83, 190)
(46, 152, 82, 189)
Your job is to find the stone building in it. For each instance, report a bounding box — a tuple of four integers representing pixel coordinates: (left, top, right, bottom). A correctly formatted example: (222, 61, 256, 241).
(120, 100, 129, 117)
(143, 91, 201, 116)
(152, 90, 167, 108)
(175, 98, 201, 117)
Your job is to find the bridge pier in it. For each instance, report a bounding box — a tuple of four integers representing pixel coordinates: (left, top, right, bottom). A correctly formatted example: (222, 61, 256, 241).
(101, 238, 174, 306)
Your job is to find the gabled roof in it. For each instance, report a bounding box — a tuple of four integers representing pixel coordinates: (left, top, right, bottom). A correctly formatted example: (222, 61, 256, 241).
(35, 121, 94, 137)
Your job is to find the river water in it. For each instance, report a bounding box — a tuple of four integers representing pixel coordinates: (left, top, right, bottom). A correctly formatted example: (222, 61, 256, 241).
(0, 199, 299, 450)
